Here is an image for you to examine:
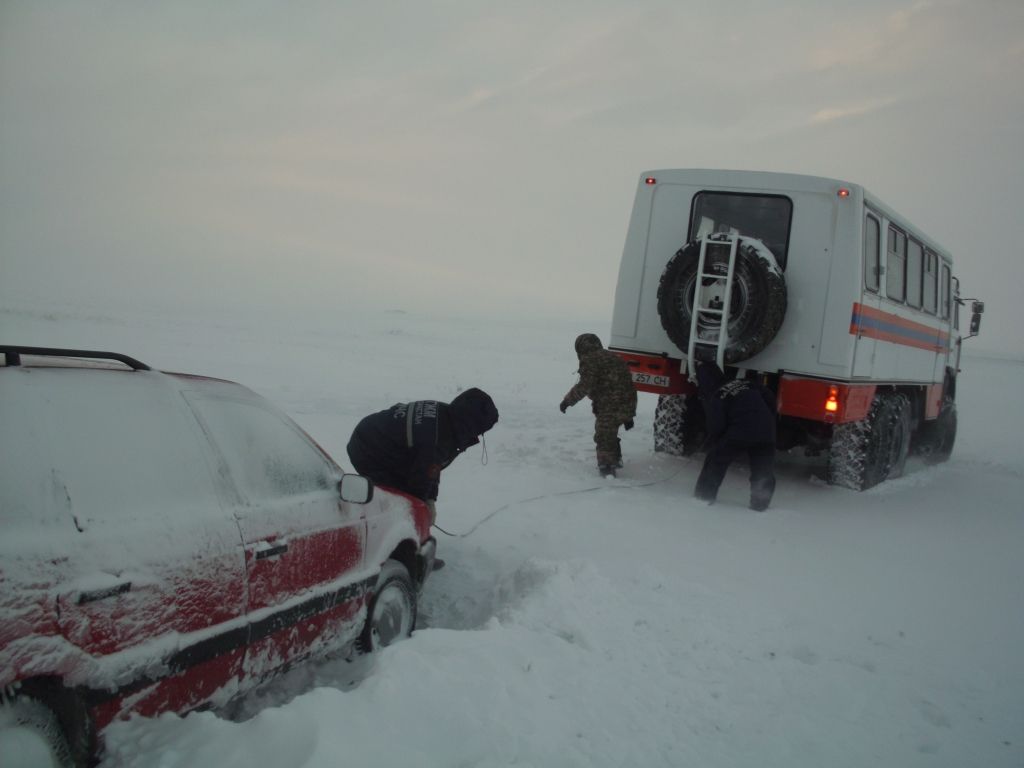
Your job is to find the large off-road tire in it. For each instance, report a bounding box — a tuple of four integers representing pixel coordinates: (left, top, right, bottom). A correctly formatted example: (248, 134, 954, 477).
(913, 398, 957, 464)
(0, 696, 74, 768)
(827, 392, 911, 490)
(653, 394, 686, 456)
(657, 235, 787, 364)
(357, 560, 417, 653)
(653, 394, 705, 457)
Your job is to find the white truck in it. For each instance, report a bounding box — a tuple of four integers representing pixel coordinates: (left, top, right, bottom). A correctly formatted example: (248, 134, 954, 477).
(610, 169, 983, 490)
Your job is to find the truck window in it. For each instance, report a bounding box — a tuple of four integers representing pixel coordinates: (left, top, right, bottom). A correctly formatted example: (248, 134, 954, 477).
(864, 213, 880, 292)
(886, 226, 906, 302)
(688, 192, 793, 269)
(940, 263, 952, 319)
(906, 238, 923, 308)
(923, 250, 938, 314)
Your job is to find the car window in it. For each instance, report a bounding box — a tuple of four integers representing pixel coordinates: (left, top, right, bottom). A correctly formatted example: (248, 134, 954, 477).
(186, 395, 334, 502)
(0, 370, 223, 528)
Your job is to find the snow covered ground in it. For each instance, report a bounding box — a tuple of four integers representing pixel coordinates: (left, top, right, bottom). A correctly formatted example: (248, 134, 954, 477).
(3, 299, 1022, 768)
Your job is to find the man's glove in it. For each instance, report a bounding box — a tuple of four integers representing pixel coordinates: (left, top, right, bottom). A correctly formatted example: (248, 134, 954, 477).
(624, 418, 634, 431)
(559, 400, 569, 413)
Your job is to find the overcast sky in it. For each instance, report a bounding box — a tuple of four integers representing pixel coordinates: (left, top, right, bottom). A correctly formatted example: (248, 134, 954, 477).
(1, 0, 1022, 354)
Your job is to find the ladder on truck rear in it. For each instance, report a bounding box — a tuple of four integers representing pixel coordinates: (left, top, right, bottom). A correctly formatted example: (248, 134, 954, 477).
(686, 234, 740, 378)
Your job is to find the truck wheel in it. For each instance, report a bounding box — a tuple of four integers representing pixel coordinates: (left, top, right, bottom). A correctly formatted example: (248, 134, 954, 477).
(653, 395, 686, 456)
(827, 392, 911, 490)
(913, 399, 957, 464)
(657, 235, 786, 364)
(653, 394, 705, 457)
(357, 560, 417, 653)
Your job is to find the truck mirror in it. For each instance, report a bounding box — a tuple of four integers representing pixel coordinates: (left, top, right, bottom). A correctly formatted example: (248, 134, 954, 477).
(969, 309, 982, 336)
(971, 301, 984, 315)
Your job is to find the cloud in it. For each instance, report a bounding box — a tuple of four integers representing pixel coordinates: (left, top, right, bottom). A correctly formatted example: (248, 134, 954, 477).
(810, 97, 900, 125)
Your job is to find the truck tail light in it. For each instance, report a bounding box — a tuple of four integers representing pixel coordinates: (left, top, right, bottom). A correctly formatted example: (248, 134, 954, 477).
(825, 385, 839, 413)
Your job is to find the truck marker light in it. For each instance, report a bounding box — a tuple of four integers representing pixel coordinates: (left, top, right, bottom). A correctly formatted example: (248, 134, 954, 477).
(825, 385, 839, 412)
(645, 177, 657, 185)
(837, 187, 850, 198)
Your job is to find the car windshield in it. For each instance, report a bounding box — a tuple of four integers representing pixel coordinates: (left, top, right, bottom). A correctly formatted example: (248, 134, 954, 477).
(688, 192, 793, 268)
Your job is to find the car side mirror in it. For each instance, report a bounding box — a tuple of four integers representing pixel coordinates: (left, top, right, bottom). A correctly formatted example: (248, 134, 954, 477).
(339, 473, 373, 504)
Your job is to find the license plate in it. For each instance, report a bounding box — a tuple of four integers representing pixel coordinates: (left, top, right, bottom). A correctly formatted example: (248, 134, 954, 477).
(632, 372, 670, 388)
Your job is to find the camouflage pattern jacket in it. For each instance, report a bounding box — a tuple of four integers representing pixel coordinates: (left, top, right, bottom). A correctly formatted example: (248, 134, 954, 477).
(563, 333, 638, 418)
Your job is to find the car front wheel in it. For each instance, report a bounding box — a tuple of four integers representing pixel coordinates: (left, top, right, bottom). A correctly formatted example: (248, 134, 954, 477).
(358, 559, 417, 652)
(0, 696, 75, 768)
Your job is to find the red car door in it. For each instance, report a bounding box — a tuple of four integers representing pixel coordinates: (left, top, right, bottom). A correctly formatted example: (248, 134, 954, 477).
(184, 390, 369, 684)
(11, 370, 248, 729)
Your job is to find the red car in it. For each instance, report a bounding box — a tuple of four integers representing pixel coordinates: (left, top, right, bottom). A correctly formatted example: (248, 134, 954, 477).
(0, 346, 436, 766)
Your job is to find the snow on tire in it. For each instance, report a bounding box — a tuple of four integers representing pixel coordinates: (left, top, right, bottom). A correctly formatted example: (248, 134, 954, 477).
(357, 559, 417, 653)
(656, 234, 787, 364)
(827, 392, 911, 491)
(913, 398, 957, 464)
(0, 696, 74, 768)
(653, 394, 704, 457)
(653, 394, 686, 456)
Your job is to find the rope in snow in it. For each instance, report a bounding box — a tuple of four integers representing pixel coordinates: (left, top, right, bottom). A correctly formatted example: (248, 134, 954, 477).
(432, 463, 690, 539)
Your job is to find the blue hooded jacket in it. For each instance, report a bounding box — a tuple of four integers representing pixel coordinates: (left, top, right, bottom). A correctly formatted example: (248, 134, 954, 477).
(695, 363, 776, 444)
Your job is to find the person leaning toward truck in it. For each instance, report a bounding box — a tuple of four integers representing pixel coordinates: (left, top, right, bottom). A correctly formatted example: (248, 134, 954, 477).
(693, 361, 777, 511)
(347, 388, 499, 525)
(559, 333, 638, 477)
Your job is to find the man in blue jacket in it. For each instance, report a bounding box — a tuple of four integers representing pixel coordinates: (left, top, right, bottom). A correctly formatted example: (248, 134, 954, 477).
(347, 388, 498, 525)
(693, 362, 777, 511)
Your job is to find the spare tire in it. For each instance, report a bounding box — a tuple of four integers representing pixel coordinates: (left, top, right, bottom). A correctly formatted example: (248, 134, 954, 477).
(657, 235, 787, 364)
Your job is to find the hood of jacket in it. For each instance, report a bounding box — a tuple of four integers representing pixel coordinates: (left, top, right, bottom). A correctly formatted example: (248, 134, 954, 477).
(448, 387, 499, 449)
(574, 333, 603, 357)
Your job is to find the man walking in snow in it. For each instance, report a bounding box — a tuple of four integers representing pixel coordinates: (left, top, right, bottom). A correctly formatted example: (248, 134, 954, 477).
(347, 388, 499, 526)
(693, 361, 777, 511)
(559, 333, 638, 477)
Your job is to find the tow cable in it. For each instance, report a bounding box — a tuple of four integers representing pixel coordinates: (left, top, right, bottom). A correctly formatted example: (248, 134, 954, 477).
(432, 464, 689, 539)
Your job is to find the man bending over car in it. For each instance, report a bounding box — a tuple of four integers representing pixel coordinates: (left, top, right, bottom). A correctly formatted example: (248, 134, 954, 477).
(347, 388, 499, 528)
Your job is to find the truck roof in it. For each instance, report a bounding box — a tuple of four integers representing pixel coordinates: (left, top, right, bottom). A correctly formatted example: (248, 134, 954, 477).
(640, 169, 952, 259)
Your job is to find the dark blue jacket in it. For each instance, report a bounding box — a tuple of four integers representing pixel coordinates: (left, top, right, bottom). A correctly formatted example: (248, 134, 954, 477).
(347, 388, 498, 500)
(695, 363, 776, 445)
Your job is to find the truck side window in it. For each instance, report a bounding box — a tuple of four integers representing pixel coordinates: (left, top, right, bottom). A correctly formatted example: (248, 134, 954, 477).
(923, 251, 938, 314)
(864, 214, 880, 292)
(940, 263, 952, 320)
(886, 226, 906, 302)
(906, 239, 923, 308)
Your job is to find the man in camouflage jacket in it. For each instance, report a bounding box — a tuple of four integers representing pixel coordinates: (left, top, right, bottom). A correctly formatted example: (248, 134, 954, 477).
(559, 333, 638, 476)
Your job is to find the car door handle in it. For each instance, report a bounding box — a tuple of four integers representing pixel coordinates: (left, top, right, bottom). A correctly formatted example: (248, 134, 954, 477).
(255, 543, 289, 560)
(77, 582, 132, 605)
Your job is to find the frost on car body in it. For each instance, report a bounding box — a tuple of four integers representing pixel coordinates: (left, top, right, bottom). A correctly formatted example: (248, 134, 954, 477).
(0, 347, 435, 766)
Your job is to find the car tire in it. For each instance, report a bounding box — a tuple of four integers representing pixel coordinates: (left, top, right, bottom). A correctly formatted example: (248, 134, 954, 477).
(0, 695, 76, 768)
(357, 559, 417, 653)
(657, 235, 787, 364)
(827, 392, 911, 490)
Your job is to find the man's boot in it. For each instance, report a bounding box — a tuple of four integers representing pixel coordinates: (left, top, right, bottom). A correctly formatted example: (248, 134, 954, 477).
(750, 477, 775, 512)
(597, 450, 617, 478)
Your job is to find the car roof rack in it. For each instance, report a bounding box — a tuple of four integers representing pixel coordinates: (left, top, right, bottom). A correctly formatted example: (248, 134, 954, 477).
(0, 345, 151, 371)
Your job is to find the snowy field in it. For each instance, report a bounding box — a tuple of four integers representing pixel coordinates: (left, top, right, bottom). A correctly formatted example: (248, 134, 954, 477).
(3, 299, 1023, 768)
